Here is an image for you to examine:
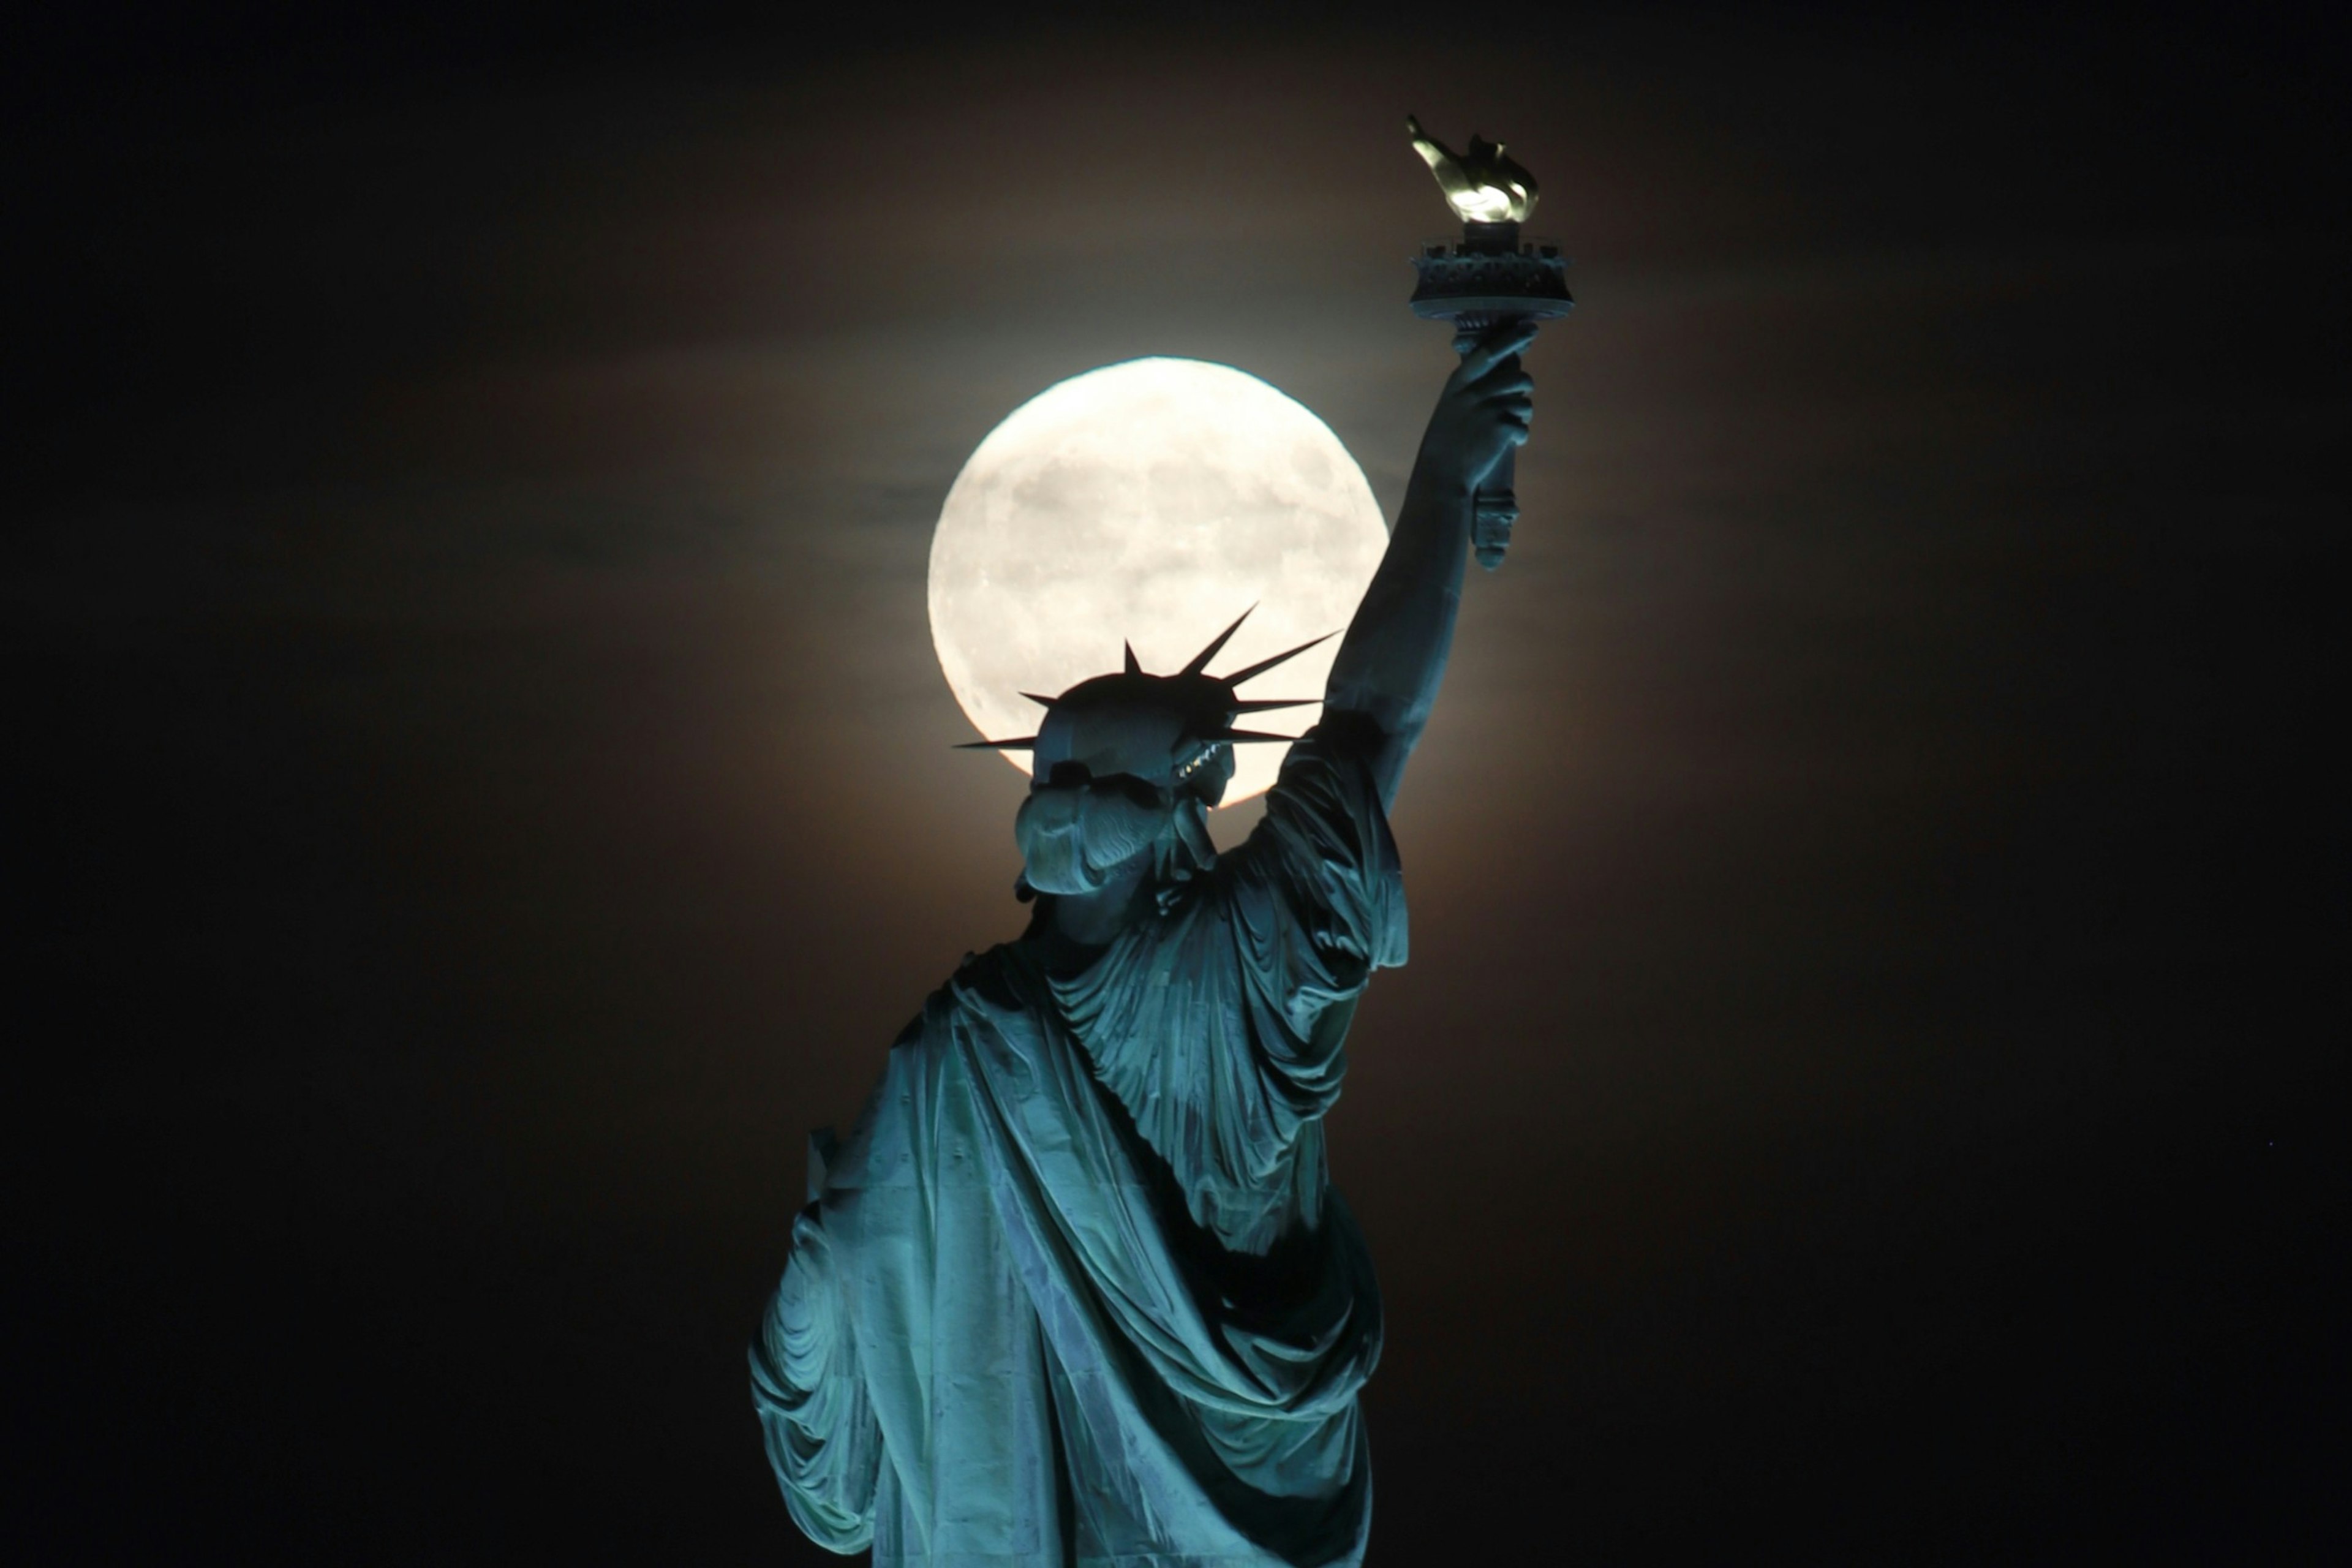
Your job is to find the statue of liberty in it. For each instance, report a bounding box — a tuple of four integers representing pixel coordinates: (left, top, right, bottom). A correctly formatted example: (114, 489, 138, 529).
(751, 320, 1538, 1567)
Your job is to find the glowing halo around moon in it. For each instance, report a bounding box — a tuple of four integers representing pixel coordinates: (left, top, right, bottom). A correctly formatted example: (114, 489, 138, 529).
(927, 358, 1389, 805)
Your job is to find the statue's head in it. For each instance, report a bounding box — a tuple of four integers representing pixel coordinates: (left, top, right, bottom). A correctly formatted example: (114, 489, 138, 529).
(962, 609, 1330, 899)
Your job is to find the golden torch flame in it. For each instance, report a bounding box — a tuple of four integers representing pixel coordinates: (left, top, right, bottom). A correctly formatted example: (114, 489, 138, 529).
(1406, 114, 1539, 225)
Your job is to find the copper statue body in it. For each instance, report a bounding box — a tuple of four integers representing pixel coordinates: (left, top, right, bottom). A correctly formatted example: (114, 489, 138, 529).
(752, 130, 1552, 1568)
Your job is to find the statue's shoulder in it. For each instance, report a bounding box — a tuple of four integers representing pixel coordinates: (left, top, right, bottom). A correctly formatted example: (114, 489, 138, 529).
(861, 944, 1042, 1099)
(939, 940, 1044, 1019)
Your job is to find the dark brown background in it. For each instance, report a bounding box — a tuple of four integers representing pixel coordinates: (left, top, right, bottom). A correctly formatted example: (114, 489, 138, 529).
(8, 2, 2345, 1560)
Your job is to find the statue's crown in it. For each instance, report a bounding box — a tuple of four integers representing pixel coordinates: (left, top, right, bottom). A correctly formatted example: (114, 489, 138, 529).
(960, 607, 1329, 806)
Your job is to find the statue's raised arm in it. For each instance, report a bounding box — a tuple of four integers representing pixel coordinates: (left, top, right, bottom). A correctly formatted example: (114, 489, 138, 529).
(1322, 322, 1536, 809)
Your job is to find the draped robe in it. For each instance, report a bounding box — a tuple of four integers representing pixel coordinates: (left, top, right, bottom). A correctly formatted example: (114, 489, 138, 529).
(751, 734, 1407, 1567)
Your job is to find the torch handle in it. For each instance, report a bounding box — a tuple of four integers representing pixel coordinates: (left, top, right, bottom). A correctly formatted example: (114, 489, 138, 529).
(1458, 315, 1531, 571)
(1473, 445, 1517, 571)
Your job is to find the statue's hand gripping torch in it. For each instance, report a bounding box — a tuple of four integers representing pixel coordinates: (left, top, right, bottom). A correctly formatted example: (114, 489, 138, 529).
(1405, 115, 1573, 570)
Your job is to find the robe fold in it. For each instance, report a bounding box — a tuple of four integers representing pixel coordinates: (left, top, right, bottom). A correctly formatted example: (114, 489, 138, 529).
(752, 732, 1407, 1567)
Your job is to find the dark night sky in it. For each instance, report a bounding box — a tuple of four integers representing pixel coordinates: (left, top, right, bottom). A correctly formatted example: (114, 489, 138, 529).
(7, 4, 2346, 1561)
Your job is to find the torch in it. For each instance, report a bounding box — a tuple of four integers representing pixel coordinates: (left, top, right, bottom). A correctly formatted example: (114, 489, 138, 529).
(1405, 115, 1573, 570)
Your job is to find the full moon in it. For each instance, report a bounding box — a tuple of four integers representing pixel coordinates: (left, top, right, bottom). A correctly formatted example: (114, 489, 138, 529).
(928, 358, 1388, 804)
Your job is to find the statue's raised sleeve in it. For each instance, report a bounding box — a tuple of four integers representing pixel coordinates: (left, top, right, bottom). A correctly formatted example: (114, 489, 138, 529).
(1226, 727, 1411, 1069)
(1056, 726, 1406, 1255)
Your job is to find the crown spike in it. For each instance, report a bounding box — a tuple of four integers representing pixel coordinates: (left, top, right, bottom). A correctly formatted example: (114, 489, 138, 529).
(956, 736, 1039, 750)
(1217, 729, 1305, 744)
(1230, 698, 1317, 714)
(1218, 630, 1338, 687)
(1123, 641, 1143, 676)
(1019, 692, 1057, 707)
(1180, 605, 1256, 677)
